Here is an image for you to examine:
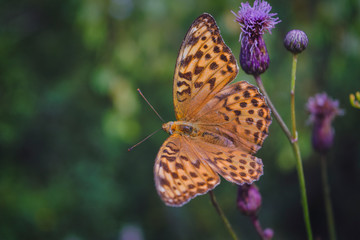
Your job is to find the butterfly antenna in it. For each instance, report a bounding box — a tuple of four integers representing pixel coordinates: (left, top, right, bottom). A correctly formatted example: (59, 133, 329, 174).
(128, 128, 162, 151)
(137, 88, 165, 123)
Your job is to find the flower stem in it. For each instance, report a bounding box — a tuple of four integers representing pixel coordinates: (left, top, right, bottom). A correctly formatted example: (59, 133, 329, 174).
(291, 55, 298, 140)
(289, 54, 313, 240)
(254, 75, 292, 141)
(292, 139, 313, 240)
(209, 191, 239, 240)
(320, 154, 337, 240)
(250, 215, 267, 240)
(254, 71, 313, 240)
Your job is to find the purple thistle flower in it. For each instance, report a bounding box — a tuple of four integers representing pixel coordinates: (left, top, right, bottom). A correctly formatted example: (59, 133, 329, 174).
(237, 184, 262, 216)
(306, 93, 344, 153)
(232, 0, 280, 75)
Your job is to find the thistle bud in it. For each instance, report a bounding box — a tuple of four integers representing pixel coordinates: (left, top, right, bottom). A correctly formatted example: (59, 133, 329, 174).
(263, 228, 274, 240)
(240, 36, 269, 75)
(237, 184, 262, 216)
(284, 30, 308, 54)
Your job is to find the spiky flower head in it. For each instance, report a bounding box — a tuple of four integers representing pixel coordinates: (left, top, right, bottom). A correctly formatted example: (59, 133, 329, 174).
(233, 0, 280, 39)
(284, 30, 308, 54)
(306, 93, 344, 153)
(232, 0, 280, 75)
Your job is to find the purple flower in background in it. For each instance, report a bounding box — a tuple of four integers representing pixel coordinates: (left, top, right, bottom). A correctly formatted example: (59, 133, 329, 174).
(306, 93, 344, 153)
(237, 184, 262, 216)
(232, 0, 280, 75)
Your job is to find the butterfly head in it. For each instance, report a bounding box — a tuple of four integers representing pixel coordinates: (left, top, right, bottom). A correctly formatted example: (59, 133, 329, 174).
(162, 121, 174, 135)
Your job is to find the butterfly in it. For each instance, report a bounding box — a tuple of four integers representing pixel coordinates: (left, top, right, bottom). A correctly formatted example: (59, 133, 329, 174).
(154, 13, 272, 206)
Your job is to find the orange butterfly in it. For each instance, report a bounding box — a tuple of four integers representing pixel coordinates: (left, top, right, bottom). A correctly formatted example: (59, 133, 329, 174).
(154, 13, 272, 206)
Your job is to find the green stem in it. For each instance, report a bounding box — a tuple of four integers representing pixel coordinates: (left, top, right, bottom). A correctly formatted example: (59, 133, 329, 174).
(292, 140, 313, 240)
(254, 69, 313, 240)
(291, 55, 298, 140)
(320, 154, 337, 240)
(209, 191, 239, 240)
(289, 54, 313, 240)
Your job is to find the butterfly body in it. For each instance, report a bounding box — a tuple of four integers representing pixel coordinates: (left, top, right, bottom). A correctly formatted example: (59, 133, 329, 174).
(154, 13, 272, 207)
(162, 121, 200, 137)
(163, 121, 240, 149)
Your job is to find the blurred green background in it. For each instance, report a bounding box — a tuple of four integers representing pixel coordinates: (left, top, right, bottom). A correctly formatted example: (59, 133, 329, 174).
(0, 0, 359, 239)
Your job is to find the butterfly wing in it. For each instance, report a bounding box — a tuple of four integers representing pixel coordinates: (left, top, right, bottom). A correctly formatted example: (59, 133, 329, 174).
(173, 13, 238, 121)
(195, 81, 272, 154)
(191, 81, 272, 184)
(191, 139, 264, 184)
(154, 135, 220, 207)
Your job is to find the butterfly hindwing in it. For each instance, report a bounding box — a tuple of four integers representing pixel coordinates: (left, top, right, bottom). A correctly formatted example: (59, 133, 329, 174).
(191, 139, 264, 184)
(154, 135, 220, 206)
(173, 13, 238, 121)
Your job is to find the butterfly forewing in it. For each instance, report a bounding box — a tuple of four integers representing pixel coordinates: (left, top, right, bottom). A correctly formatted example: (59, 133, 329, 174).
(173, 13, 238, 121)
(195, 81, 272, 153)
